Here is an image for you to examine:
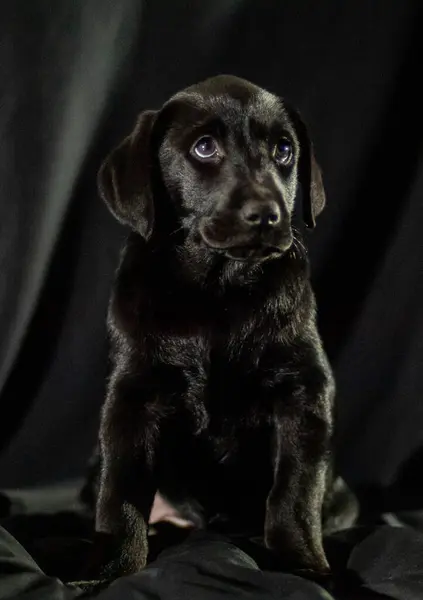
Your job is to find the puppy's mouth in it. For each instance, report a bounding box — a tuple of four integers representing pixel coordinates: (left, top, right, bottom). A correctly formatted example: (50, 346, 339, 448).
(198, 219, 292, 262)
(222, 245, 284, 261)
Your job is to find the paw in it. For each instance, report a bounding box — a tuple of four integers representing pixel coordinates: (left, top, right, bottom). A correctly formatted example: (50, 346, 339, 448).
(68, 579, 110, 594)
(99, 553, 148, 580)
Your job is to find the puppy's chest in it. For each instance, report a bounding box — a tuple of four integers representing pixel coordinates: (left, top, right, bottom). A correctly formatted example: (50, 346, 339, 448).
(154, 328, 288, 415)
(153, 330, 253, 370)
(141, 291, 296, 416)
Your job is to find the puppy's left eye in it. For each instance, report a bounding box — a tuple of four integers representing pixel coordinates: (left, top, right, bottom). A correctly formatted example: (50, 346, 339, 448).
(272, 138, 294, 166)
(191, 136, 220, 161)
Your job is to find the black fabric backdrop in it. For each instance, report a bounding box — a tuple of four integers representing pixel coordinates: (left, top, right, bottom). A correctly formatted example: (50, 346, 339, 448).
(0, 1, 422, 508)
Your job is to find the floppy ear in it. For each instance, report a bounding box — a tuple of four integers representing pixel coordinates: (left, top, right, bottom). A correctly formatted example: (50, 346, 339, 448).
(285, 106, 326, 229)
(97, 110, 157, 238)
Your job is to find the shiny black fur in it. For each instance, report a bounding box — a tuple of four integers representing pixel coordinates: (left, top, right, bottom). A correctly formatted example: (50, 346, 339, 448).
(95, 75, 341, 578)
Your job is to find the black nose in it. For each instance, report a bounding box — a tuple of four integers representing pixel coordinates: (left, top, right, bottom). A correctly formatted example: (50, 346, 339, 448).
(240, 199, 281, 227)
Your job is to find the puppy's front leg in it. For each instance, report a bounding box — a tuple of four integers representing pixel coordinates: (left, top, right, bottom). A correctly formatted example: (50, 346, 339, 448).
(264, 388, 332, 574)
(95, 375, 160, 578)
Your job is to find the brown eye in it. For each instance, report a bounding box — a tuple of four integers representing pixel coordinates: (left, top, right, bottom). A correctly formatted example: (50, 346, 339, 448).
(191, 136, 219, 160)
(273, 138, 293, 166)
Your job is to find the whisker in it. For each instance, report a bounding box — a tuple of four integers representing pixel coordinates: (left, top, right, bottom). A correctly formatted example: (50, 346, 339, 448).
(149, 225, 186, 254)
(292, 232, 307, 256)
(169, 225, 185, 237)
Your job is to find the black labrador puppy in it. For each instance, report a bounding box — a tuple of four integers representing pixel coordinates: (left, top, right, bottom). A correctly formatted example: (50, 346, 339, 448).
(96, 75, 341, 579)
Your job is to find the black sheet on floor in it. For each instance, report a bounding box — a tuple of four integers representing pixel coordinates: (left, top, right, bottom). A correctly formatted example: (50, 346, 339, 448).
(1, 523, 423, 600)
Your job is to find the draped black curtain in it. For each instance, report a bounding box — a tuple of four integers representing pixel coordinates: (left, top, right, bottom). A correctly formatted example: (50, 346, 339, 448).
(0, 1, 422, 507)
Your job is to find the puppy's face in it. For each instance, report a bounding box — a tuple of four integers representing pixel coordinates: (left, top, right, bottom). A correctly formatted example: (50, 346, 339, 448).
(158, 81, 299, 261)
(98, 76, 325, 263)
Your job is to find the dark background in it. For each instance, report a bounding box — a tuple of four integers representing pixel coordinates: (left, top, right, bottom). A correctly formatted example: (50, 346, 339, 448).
(0, 1, 422, 512)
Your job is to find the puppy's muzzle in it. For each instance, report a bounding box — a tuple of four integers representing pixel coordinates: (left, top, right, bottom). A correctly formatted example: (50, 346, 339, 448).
(199, 197, 292, 262)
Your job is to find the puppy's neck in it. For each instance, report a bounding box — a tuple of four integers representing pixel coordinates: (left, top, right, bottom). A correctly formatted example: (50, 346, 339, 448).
(158, 230, 311, 299)
(115, 232, 313, 340)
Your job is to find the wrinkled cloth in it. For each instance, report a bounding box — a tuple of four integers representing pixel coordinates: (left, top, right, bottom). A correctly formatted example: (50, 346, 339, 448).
(1, 525, 423, 599)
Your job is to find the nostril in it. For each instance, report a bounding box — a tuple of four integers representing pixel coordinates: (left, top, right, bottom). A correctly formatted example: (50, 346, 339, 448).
(267, 209, 280, 225)
(264, 201, 281, 226)
(245, 211, 262, 225)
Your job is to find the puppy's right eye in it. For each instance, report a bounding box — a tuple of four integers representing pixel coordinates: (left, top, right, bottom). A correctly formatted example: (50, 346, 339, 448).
(191, 136, 220, 161)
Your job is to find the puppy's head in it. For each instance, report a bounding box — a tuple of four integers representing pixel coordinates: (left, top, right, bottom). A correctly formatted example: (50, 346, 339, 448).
(98, 75, 325, 262)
